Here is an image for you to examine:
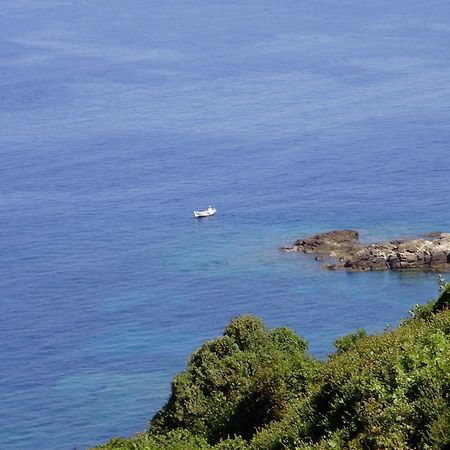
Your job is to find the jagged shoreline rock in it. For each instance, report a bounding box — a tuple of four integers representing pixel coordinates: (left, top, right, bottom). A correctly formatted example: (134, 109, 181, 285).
(281, 230, 450, 271)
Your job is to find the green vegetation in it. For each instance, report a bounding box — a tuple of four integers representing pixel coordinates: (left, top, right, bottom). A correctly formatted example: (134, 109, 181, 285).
(96, 279, 450, 450)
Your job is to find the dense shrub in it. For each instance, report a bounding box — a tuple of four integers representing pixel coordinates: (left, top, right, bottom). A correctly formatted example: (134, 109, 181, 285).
(97, 282, 450, 450)
(95, 429, 247, 450)
(150, 315, 320, 443)
(334, 329, 367, 355)
(308, 310, 450, 448)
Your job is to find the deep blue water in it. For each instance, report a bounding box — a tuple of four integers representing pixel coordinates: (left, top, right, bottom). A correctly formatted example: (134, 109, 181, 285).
(1, 0, 450, 448)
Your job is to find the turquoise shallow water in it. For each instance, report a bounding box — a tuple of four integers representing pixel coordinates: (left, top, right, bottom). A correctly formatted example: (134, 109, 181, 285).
(1, 0, 450, 448)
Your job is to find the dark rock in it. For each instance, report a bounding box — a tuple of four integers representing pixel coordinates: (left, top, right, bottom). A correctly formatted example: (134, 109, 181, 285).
(293, 230, 362, 256)
(283, 230, 450, 272)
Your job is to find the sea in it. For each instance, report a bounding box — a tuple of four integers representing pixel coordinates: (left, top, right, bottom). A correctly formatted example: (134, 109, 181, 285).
(1, 1, 450, 448)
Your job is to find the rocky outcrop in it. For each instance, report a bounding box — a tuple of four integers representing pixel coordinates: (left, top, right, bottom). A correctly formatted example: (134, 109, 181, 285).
(282, 230, 450, 271)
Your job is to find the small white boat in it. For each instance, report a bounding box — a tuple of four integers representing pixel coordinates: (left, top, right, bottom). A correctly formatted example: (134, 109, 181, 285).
(194, 205, 216, 218)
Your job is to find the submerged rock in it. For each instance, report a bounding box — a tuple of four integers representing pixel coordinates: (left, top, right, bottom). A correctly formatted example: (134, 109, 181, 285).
(282, 230, 450, 271)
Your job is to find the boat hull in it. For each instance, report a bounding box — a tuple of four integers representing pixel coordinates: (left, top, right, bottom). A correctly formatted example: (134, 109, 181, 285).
(194, 208, 216, 218)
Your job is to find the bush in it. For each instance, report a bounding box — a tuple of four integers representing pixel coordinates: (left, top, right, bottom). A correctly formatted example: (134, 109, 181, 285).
(95, 429, 248, 450)
(334, 329, 367, 355)
(308, 309, 450, 449)
(97, 283, 450, 450)
(151, 315, 319, 444)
